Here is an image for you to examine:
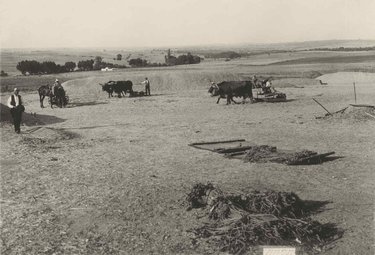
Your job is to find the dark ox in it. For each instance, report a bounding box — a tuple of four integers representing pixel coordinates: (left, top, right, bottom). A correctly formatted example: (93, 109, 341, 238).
(208, 81, 253, 104)
(100, 80, 133, 98)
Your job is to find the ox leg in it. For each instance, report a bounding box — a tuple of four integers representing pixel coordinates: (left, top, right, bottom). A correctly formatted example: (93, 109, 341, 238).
(40, 95, 45, 108)
(249, 94, 254, 103)
(216, 97, 221, 104)
(241, 96, 247, 104)
(227, 93, 234, 105)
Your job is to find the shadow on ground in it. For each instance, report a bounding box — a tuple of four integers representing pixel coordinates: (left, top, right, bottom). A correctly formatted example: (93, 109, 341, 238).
(66, 101, 108, 108)
(1, 103, 66, 126)
(252, 98, 296, 103)
(303, 200, 332, 215)
(129, 93, 175, 97)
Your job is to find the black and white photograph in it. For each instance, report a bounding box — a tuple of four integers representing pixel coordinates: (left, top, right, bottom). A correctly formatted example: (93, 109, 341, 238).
(1, 0, 374, 254)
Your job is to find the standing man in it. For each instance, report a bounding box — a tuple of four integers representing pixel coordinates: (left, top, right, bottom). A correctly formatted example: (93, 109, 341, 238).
(142, 77, 151, 96)
(7, 88, 25, 134)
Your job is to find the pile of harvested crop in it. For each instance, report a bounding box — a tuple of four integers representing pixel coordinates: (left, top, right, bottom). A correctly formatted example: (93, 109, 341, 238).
(194, 215, 340, 254)
(198, 190, 306, 220)
(186, 183, 342, 254)
(230, 191, 305, 217)
(185, 182, 216, 210)
(320, 105, 375, 121)
(242, 145, 277, 163)
(243, 146, 319, 165)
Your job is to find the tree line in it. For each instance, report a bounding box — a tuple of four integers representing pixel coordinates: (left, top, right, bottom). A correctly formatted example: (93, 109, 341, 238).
(203, 51, 241, 59)
(16, 56, 127, 75)
(15, 51, 203, 75)
(128, 58, 168, 67)
(16, 60, 77, 75)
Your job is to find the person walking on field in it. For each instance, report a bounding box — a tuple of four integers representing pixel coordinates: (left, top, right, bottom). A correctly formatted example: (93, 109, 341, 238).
(142, 77, 151, 96)
(7, 88, 25, 134)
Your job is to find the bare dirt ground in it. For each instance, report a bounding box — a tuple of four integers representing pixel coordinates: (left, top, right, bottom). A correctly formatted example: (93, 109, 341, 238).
(1, 66, 375, 254)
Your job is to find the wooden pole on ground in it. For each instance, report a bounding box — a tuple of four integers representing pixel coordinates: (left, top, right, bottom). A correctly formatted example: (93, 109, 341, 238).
(189, 139, 245, 146)
(312, 98, 332, 116)
(353, 82, 357, 104)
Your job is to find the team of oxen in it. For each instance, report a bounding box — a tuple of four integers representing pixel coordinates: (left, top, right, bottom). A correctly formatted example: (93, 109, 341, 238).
(38, 78, 280, 108)
(99, 80, 135, 98)
(99, 79, 256, 105)
(208, 80, 254, 104)
(99, 78, 278, 105)
(208, 78, 286, 104)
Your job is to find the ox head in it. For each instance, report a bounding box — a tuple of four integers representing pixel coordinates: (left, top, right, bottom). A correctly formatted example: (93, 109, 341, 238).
(99, 83, 106, 91)
(208, 82, 220, 96)
(100, 81, 115, 92)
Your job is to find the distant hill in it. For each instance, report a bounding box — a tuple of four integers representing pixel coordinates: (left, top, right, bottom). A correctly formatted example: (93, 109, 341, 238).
(252, 39, 375, 51)
(177, 39, 375, 52)
(270, 54, 375, 66)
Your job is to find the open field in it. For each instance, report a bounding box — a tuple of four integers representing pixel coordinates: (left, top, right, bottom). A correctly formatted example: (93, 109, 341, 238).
(1, 47, 375, 254)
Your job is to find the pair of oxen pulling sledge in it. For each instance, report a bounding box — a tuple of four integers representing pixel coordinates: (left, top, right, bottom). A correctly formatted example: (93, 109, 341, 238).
(209, 79, 286, 104)
(99, 80, 150, 98)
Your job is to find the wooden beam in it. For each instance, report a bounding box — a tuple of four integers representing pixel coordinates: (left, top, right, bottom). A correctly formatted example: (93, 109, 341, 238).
(189, 139, 245, 146)
(215, 146, 255, 154)
(349, 104, 375, 108)
(312, 98, 332, 116)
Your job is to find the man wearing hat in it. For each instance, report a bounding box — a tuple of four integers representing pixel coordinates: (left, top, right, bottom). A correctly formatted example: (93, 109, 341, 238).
(7, 88, 25, 133)
(142, 77, 151, 96)
(52, 79, 62, 96)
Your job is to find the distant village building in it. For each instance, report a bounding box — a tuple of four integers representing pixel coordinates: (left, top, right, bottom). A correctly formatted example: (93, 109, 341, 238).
(165, 49, 177, 65)
(165, 49, 201, 66)
(101, 67, 114, 71)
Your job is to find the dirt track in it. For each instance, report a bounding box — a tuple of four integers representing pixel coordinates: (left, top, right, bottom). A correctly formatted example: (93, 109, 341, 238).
(1, 72, 375, 254)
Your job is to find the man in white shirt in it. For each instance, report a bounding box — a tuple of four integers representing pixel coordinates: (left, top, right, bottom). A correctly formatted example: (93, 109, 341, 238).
(263, 78, 275, 93)
(142, 77, 151, 96)
(7, 88, 25, 133)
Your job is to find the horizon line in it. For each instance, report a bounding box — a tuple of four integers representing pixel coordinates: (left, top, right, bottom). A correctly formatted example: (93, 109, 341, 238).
(2, 38, 375, 51)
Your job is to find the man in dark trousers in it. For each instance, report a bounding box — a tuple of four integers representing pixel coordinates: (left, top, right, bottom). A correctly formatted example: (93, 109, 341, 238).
(142, 77, 151, 96)
(7, 88, 25, 133)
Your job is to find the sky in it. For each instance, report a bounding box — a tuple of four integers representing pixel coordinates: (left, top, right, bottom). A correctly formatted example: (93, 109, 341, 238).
(1, 0, 375, 49)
